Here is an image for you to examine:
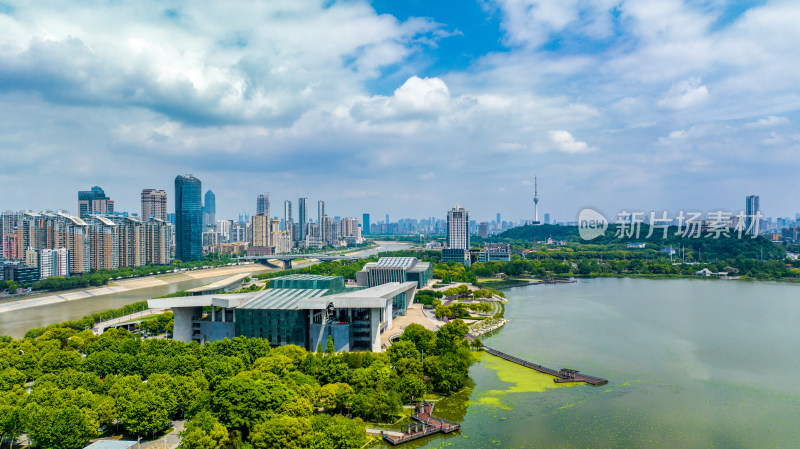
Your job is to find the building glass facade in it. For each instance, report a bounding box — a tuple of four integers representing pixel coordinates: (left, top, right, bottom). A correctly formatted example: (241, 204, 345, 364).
(175, 175, 203, 261)
(298, 198, 308, 240)
(235, 309, 308, 346)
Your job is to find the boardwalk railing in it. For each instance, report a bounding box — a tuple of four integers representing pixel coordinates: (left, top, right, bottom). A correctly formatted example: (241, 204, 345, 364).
(481, 345, 608, 386)
(382, 401, 461, 446)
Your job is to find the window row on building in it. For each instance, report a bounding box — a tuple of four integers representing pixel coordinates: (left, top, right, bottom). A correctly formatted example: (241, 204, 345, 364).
(1, 211, 171, 278)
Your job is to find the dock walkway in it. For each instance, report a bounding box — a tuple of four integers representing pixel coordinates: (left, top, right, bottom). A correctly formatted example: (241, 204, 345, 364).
(381, 402, 460, 445)
(480, 344, 608, 386)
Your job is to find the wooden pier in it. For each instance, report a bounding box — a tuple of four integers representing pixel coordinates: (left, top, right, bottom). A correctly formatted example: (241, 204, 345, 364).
(480, 345, 608, 386)
(381, 402, 460, 445)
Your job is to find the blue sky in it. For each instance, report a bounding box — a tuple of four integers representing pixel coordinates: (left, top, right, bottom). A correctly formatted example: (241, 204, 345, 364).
(0, 0, 798, 223)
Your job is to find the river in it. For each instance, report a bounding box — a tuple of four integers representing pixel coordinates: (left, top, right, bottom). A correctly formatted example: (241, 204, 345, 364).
(0, 241, 411, 338)
(393, 277, 800, 448)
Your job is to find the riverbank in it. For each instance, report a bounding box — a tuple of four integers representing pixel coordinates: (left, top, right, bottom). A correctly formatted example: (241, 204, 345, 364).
(0, 264, 270, 316)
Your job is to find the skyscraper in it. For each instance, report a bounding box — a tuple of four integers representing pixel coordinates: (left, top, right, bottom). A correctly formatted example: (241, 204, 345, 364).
(141, 189, 167, 221)
(257, 193, 270, 217)
(284, 200, 293, 232)
(78, 186, 114, 218)
(385, 214, 390, 225)
(362, 213, 370, 235)
(478, 222, 489, 238)
(496, 213, 501, 225)
(203, 190, 216, 230)
(746, 195, 760, 235)
(447, 205, 470, 249)
(175, 175, 203, 261)
(298, 197, 308, 240)
(318, 200, 325, 241)
(544, 213, 551, 225)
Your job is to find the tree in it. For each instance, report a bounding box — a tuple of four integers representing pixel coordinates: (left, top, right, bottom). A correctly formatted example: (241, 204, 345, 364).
(115, 387, 172, 437)
(250, 415, 312, 449)
(399, 323, 436, 355)
(253, 355, 295, 376)
(278, 397, 314, 418)
(317, 383, 353, 413)
(350, 389, 401, 422)
(38, 349, 81, 374)
(211, 377, 295, 432)
(319, 358, 350, 384)
(325, 335, 335, 354)
(24, 404, 95, 449)
(180, 412, 229, 449)
(0, 368, 26, 391)
(386, 341, 420, 364)
(435, 320, 469, 354)
(310, 414, 366, 449)
(173, 375, 202, 417)
(0, 403, 23, 449)
(396, 375, 425, 402)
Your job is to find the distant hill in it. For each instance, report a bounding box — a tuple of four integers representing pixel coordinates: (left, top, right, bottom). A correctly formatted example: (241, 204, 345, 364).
(492, 224, 785, 260)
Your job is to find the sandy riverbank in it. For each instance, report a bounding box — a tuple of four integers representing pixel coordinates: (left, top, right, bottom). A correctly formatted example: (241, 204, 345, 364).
(0, 264, 271, 315)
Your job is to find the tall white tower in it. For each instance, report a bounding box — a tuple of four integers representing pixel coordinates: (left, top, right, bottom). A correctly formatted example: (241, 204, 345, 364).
(533, 176, 540, 225)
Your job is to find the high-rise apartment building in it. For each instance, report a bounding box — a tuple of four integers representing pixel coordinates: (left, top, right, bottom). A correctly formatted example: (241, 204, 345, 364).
(746, 195, 760, 235)
(86, 215, 119, 270)
(175, 175, 203, 261)
(362, 213, 370, 235)
(447, 205, 470, 249)
(144, 218, 170, 265)
(257, 193, 270, 217)
(444, 205, 470, 266)
(318, 201, 326, 241)
(141, 189, 167, 221)
(478, 222, 489, 239)
(341, 217, 359, 238)
(78, 186, 114, 218)
(252, 214, 270, 249)
(298, 197, 308, 241)
(283, 200, 293, 236)
(204, 190, 216, 230)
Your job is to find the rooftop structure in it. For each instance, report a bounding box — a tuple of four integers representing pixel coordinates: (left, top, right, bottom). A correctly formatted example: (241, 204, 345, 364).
(78, 186, 114, 218)
(356, 257, 432, 288)
(149, 274, 417, 352)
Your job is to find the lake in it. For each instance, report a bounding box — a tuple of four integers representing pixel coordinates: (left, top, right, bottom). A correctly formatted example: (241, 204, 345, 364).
(396, 277, 800, 448)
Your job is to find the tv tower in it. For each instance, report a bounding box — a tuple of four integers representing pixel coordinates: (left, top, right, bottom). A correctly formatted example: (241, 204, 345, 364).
(533, 176, 540, 225)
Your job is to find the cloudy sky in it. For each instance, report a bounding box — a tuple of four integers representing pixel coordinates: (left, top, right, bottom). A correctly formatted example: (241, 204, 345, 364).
(1, 0, 799, 223)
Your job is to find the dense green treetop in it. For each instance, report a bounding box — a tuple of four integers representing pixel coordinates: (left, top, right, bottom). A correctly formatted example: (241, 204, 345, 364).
(0, 319, 474, 449)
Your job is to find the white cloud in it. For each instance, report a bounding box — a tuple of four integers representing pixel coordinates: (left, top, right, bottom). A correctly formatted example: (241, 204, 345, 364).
(2, 0, 800, 220)
(657, 78, 710, 110)
(0, 1, 440, 125)
(744, 115, 790, 129)
(548, 130, 595, 153)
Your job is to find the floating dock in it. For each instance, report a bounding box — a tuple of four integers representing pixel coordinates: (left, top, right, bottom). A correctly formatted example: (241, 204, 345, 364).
(381, 402, 460, 445)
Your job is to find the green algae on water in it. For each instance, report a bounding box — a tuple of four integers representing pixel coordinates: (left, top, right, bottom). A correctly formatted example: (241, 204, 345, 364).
(473, 350, 577, 410)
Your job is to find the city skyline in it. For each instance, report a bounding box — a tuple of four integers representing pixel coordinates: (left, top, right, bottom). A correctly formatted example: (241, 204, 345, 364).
(0, 1, 798, 219)
(6, 180, 800, 227)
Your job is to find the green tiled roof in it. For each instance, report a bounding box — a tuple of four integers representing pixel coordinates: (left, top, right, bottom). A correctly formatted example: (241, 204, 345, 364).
(238, 288, 329, 310)
(268, 274, 345, 293)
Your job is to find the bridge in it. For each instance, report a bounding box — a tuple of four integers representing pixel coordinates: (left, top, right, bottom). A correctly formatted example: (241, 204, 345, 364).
(237, 254, 359, 269)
